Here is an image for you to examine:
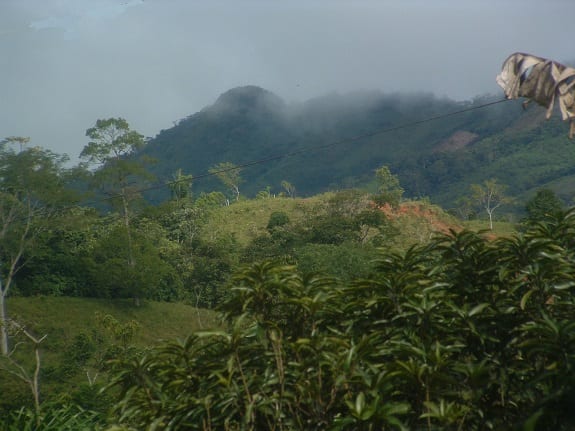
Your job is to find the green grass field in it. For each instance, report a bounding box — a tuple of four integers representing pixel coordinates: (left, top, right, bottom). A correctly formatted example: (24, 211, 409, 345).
(8, 296, 219, 347)
(201, 195, 322, 245)
(1, 297, 220, 411)
(462, 220, 517, 237)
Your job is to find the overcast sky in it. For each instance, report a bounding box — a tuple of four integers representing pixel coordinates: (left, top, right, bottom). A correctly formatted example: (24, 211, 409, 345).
(1, 0, 574, 160)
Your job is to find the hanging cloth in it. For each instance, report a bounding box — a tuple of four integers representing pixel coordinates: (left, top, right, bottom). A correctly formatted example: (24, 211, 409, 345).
(496, 52, 575, 138)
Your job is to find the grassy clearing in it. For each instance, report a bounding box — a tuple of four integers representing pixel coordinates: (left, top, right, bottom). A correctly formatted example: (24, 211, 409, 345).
(201, 195, 325, 245)
(462, 220, 517, 237)
(1, 297, 220, 410)
(8, 296, 219, 348)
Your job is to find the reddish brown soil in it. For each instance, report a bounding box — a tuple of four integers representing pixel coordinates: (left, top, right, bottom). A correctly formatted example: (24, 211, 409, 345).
(378, 202, 461, 235)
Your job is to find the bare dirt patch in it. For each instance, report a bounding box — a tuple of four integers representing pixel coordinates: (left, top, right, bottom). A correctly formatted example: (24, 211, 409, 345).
(434, 130, 479, 153)
(379, 201, 461, 235)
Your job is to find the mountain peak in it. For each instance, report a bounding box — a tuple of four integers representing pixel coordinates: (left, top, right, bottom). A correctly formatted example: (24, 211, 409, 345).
(210, 85, 285, 113)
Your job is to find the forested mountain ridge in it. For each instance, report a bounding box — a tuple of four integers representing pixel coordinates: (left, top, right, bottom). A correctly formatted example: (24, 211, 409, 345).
(140, 85, 575, 208)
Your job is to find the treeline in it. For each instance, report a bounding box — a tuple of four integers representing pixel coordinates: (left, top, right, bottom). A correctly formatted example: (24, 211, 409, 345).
(0, 121, 409, 427)
(1, 121, 413, 304)
(0, 124, 407, 357)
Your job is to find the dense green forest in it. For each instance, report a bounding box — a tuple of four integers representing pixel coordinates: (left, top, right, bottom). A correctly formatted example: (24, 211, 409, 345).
(1, 92, 575, 429)
(140, 86, 575, 209)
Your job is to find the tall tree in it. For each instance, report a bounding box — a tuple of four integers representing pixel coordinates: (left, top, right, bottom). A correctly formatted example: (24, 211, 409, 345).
(81, 118, 153, 306)
(168, 169, 193, 202)
(80, 118, 152, 268)
(525, 188, 564, 223)
(281, 180, 296, 198)
(1, 136, 30, 153)
(469, 178, 512, 230)
(374, 165, 404, 208)
(0, 142, 73, 354)
(209, 162, 243, 202)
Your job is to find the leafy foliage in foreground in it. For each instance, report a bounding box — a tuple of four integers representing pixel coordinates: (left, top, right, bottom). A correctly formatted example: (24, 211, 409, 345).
(2, 402, 104, 431)
(105, 210, 575, 430)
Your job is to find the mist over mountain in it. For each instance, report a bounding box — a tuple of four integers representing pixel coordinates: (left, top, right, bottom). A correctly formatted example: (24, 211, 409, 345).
(141, 85, 574, 208)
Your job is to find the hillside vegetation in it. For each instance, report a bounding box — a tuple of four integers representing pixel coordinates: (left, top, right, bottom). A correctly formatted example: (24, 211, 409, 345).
(1, 86, 572, 430)
(8, 209, 571, 430)
(140, 86, 575, 209)
(9, 297, 218, 346)
(0, 297, 218, 431)
(0, 191, 514, 425)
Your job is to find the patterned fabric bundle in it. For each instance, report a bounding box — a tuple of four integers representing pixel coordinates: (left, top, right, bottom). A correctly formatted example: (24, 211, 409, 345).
(496, 52, 575, 138)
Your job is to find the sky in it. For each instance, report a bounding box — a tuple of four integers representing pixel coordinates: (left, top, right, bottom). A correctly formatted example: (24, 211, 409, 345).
(1, 0, 574, 160)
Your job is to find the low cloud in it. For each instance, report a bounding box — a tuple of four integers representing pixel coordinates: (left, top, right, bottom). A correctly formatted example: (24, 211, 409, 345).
(1, 0, 573, 160)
